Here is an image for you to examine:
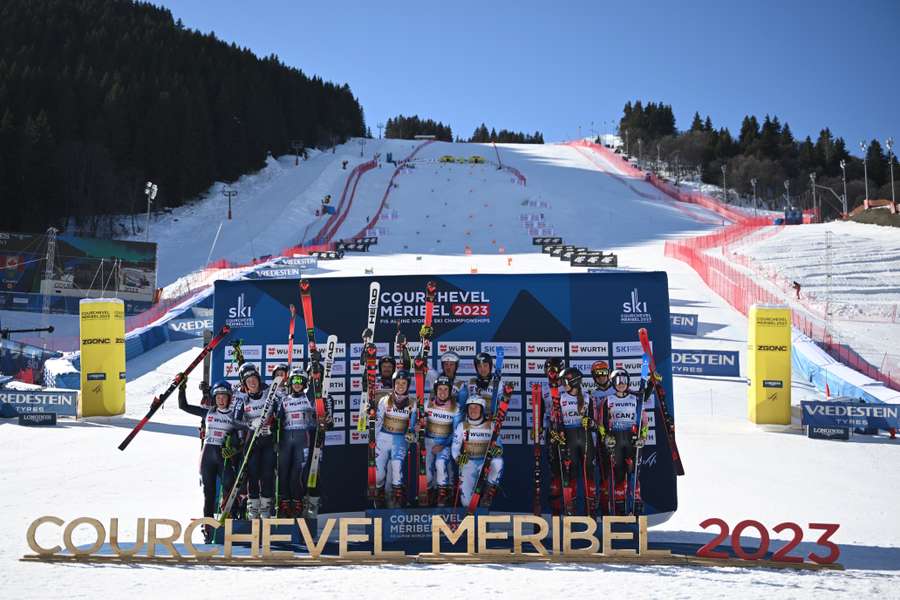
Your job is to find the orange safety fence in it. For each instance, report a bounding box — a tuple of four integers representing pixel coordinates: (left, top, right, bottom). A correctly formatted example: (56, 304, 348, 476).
(665, 228, 900, 391)
(352, 140, 435, 240)
(568, 140, 900, 391)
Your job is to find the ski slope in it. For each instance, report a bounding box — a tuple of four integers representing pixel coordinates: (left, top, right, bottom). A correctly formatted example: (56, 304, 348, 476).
(733, 221, 900, 381)
(4, 140, 900, 598)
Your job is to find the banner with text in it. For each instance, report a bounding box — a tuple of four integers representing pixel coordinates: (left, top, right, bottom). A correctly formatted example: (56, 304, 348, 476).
(211, 272, 676, 516)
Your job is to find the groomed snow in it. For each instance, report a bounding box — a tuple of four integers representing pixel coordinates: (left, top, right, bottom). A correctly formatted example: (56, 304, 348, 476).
(734, 221, 900, 381)
(3, 141, 899, 598)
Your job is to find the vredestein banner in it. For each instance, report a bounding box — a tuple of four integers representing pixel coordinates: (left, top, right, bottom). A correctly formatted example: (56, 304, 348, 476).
(211, 272, 677, 517)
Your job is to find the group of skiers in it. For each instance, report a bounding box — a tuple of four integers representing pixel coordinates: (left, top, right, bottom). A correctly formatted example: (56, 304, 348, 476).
(178, 347, 653, 540)
(178, 361, 327, 541)
(363, 348, 651, 517)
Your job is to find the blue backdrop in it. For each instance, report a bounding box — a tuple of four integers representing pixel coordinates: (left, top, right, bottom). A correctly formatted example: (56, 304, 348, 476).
(211, 272, 677, 515)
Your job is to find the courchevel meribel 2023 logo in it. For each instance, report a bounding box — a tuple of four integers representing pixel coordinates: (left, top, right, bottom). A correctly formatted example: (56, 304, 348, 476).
(226, 293, 254, 328)
(621, 288, 651, 323)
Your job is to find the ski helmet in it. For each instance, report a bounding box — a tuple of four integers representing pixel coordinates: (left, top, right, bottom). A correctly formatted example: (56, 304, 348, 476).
(433, 374, 453, 394)
(465, 396, 487, 424)
(610, 368, 630, 387)
(543, 357, 565, 377)
(440, 351, 460, 365)
(561, 367, 583, 389)
(211, 380, 233, 400)
(288, 368, 308, 390)
(238, 362, 260, 384)
(379, 356, 397, 369)
(591, 360, 610, 379)
(473, 352, 493, 376)
(272, 363, 290, 377)
(392, 369, 412, 385)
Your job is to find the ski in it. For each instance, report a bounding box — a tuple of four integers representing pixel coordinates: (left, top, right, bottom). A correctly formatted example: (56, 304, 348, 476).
(627, 354, 650, 515)
(119, 325, 231, 451)
(300, 280, 325, 420)
(637, 327, 685, 476)
(299, 278, 329, 520)
(466, 382, 513, 515)
(413, 280, 437, 506)
(548, 365, 575, 516)
(361, 281, 381, 504)
(218, 375, 283, 524)
(489, 346, 505, 416)
(531, 383, 543, 516)
(286, 304, 297, 370)
(358, 281, 381, 434)
(395, 324, 410, 370)
(306, 334, 336, 509)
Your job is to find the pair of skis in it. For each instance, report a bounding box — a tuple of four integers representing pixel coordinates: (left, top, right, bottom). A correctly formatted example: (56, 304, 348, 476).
(530, 383, 543, 516)
(300, 279, 337, 521)
(547, 365, 576, 516)
(638, 327, 684, 476)
(362, 281, 381, 504)
(412, 281, 437, 506)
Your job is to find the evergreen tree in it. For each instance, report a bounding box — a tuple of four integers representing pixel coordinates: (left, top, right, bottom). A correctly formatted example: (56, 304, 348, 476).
(690, 112, 704, 132)
(0, 0, 365, 233)
(738, 115, 759, 152)
(866, 139, 888, 188)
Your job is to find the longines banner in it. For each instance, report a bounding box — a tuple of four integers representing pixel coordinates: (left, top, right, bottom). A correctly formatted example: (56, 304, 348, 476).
(211, 272, 678, 516)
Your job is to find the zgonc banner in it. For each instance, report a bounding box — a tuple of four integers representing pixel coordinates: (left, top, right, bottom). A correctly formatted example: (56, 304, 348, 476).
(211, 272, 678, 516)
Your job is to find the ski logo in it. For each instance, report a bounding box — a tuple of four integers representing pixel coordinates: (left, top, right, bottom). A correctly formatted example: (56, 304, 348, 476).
(226, 293, 255, 328)
(367, 282, 380, 330)
(621, 289, 651, 323)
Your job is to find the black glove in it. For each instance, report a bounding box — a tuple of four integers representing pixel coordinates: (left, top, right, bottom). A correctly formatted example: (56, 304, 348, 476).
(178, 372, 187, 390)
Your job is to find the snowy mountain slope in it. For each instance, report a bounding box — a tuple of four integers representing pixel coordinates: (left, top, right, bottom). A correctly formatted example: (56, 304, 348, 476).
(4, 140, 900, 597)
(331, 140, 725, 256)
(733, 221, 900, 382)
(5, 251, 899, 599)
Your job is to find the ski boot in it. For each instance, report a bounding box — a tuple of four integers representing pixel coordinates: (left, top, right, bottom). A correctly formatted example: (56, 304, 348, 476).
(293, 499, 303, 517)
(247, 497, 261, 519)
(614, 482, 627, 516)
(549, 476, 563, 516)
(479, 483, 498, 509)
(391, 485, 406, 508)
(279, 499, 293, 518)
(374, 488, 386, 509)
(260, 497, 273, 518)
(436, 486, 452, 508)
(598, 480, 610, 516)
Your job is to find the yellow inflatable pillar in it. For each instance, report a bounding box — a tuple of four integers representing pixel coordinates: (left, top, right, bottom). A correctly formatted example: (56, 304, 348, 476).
(79, 298, 126, 417)
(747, 304, 792, 424)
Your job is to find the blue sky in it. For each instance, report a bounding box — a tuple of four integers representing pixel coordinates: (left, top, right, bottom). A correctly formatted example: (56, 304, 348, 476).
(152, 0, 899, 154)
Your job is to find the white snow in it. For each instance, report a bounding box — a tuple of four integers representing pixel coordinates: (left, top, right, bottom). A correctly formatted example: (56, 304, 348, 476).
(3, 140, 899, 598)
(733, 221, 900, 383)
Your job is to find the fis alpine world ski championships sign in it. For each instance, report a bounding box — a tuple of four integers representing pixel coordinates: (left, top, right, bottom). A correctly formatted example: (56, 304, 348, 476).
(210, 272, 678, 517)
